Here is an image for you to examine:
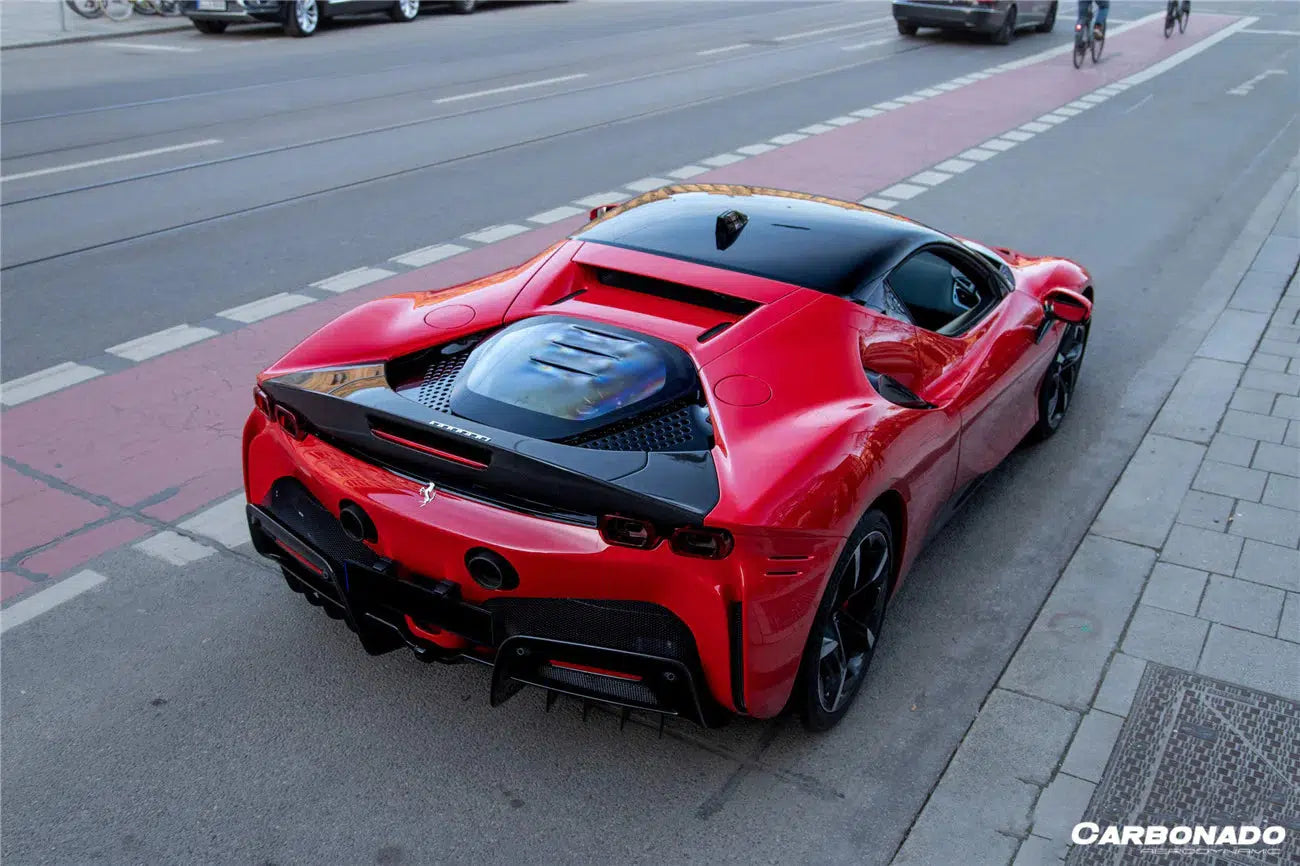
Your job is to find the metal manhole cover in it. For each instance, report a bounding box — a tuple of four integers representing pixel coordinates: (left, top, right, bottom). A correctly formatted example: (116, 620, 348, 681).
(1067, 664, 1300, 866)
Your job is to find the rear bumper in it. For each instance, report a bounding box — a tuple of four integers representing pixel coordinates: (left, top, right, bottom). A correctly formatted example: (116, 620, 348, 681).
(247, 495, 717, 724)
(892, 1, 1003, 32)
(243, 409, 843, 724)
(181, 0, 280, 22)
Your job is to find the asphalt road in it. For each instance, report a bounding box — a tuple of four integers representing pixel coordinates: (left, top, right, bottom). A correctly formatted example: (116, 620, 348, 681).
(2, 1, 1299, 864)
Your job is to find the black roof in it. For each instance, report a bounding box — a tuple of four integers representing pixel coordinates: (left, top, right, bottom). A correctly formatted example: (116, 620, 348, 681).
(572, 185, 949, 296)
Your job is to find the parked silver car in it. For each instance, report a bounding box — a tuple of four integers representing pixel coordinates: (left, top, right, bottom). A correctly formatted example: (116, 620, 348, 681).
(892, 1, 1058, 44)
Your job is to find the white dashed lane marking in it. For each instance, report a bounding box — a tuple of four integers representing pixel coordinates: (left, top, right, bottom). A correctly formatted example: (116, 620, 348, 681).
(697, 43, 750, 56)
(218, 292, 315, 324)
(667, 165, 710, 179)
(134, 531, 216, 566)
(311, 266, 396, 294)
(0, 570, 107, 635)
(1, 362, 103, 407)
(463, 224, 529, 244)
(107, 324, 217, 362)
(390, 243, 469, 268)
(574, 192, 628, 208)
(909, 170, 952, 187)
(935, 158, 976, 174)
(433, 74, 588, 105)
(700, 153, 746, 167)
(624, 177, 674, 192)
(772, 18, 889, 42)
(0, 139, 221, 183)
(878, 183, 927, 201)
(527, 205, 585, 225)
(178, 495, 251, 549)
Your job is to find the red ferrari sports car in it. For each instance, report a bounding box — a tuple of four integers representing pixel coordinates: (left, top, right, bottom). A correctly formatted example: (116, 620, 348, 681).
(242, 184, 1092, 731)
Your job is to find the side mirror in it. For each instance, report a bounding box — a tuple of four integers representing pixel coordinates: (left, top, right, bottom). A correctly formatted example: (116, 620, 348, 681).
(1035, 287, 1091, 343)
(588, 203, 623, 221)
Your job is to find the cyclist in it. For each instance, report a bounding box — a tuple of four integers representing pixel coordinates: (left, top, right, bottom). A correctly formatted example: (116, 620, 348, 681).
(1077, 0, 1109, 41)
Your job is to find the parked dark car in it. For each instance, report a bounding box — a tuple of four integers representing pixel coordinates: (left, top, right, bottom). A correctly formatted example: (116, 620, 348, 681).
(892, 1, 1058, 44)
(182, 0, 421, 37)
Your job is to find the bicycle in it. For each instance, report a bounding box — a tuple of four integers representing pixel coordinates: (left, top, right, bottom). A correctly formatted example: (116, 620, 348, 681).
(1072, 3, 1106, 68)
(64, 0, 179, 20)
(65, 0, 133, 21)
(1164, 0, 1189, 37)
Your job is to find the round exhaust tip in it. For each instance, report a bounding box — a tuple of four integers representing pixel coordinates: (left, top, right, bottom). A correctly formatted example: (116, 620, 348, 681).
(338, 500, 377, 544)
(465, 548, 518, 591)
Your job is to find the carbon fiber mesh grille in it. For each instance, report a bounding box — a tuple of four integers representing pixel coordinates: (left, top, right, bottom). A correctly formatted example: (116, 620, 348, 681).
(539, 665, 660, 704)
(265, 478, 382, 569)
(483, 597, 696, 661)
(410, 348, 473, 414)
(564, 400, 698, 451)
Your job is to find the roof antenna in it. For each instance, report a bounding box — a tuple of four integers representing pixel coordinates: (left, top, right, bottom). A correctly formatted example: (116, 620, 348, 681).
(716, 210, 748, 251)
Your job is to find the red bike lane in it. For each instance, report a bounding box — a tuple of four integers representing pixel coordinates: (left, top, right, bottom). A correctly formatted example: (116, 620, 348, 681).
(0, 13, 1241, 597)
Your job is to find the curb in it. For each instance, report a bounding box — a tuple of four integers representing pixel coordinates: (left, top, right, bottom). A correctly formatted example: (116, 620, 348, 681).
(3, 21, 191, 50)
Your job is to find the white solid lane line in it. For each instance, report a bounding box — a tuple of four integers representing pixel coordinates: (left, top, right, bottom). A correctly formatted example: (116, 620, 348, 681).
(0, 139, 221, 183)
(697, 43, 750, 56)
(1, 570, 107, 635)
(772, 17, 890, 42)
(433, 74, 588, 105)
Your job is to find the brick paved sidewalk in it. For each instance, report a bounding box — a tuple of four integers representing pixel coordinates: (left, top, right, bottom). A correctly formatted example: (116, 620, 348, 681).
(1, 0, 189, 49)
(893, 157, 1300, 866)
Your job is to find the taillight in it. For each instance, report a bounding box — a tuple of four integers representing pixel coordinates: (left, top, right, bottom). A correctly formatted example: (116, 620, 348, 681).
(253, 386, 272, 417)
(670, 527, 734, 560)
(274, 405, 306, 440)
(598, 515, 659, 549)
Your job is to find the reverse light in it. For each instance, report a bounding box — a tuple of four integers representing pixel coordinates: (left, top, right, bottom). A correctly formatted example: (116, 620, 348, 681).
(599, 515, 659, 549)
(670, 527, 734, 560)
(274, 405, 306, 440)
(253, 386, 272, 417)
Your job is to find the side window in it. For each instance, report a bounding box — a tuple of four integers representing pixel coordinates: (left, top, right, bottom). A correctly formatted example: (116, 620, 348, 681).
(885, 249, 999, 335)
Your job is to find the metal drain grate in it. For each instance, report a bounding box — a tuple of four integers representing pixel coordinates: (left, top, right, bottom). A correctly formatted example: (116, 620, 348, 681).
(1067, 664, 1300, 866)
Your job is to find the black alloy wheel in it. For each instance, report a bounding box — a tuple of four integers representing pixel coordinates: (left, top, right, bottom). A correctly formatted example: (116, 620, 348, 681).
(796, 509, 894, 731)
(1032, 320, 1088, 439)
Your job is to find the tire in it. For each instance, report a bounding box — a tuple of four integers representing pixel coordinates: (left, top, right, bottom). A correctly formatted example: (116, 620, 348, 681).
(192, 18, 228, 33)
(1072, 31, 1086, 68)
(1178, 4, 1188, 32)
(793, 508, 896, 732)
(1090, 20, 1105, 61)
(65, 1, 103, 19)
(1164, 4, 1175, 37)
(103, 0, 133, 21)
(451, 0, 477, 12)
(992, 4, 1016, 44)
(390, 0, 420, 21)
(896, 20, 918, 36)
(284, 0, 319, 36)
(1029, 319, 1088, 441)
(1035, 2, 1056, 33)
